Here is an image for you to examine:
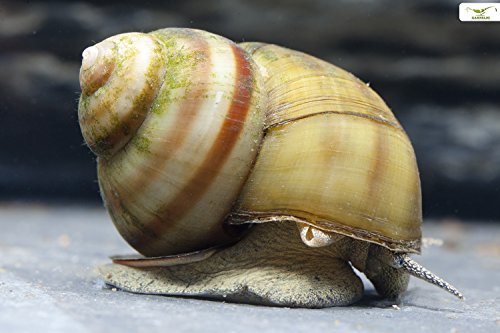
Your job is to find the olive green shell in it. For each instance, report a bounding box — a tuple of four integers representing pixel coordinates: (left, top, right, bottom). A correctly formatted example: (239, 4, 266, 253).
(230, 43, 422, 253)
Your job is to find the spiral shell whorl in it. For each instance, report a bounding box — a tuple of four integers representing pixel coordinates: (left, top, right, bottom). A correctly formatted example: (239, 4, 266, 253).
(78, 33, 166, 158)
(88, 29, 265, 256)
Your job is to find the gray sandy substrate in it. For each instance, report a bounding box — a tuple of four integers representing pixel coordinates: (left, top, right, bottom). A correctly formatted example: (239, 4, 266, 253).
(0, 204, 498, 332)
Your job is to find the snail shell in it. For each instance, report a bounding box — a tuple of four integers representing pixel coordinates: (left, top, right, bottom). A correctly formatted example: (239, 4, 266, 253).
(78, 28, 421, 257)
(232, 42, 422, 252)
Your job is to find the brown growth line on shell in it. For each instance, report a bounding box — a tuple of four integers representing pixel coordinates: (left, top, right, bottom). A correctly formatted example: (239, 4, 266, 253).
(114, 32, 212, 205)
(104, 31, 215, 250)
(131, 43, 256, 254)
(262, 110, 402, 132)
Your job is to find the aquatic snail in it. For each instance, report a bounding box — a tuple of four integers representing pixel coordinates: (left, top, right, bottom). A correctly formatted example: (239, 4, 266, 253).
(78, 28, 464, 307)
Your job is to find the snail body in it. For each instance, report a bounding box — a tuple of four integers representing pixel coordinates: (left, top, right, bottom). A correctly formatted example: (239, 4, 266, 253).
(79, 28, 463, 307)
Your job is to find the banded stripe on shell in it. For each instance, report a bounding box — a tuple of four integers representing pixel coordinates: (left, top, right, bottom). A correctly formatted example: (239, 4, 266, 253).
(232, 43, 422, 253)
(79, 29, 265, 256)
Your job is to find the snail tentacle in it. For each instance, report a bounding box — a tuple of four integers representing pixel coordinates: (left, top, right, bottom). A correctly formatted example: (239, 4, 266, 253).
(393, 254, 464, 300)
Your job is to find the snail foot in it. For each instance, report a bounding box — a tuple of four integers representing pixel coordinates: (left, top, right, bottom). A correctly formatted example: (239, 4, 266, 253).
(99, 222, 364, 308)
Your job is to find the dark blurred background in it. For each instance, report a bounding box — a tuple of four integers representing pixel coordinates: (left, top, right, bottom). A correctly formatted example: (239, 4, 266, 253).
(1, 0, 499, 220)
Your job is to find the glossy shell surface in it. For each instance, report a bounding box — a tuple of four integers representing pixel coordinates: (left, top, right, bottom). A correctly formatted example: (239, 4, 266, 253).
(232, 43, 422, 252)
(78, 29, 422, 257)
(79, 29, 265, 256)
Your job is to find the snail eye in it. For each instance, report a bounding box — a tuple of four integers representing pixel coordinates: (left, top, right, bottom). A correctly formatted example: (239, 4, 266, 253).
(393, 254, 405, 268)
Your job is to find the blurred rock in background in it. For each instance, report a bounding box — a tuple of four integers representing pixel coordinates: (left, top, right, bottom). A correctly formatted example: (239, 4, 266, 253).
(0, 0, 499, 219)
